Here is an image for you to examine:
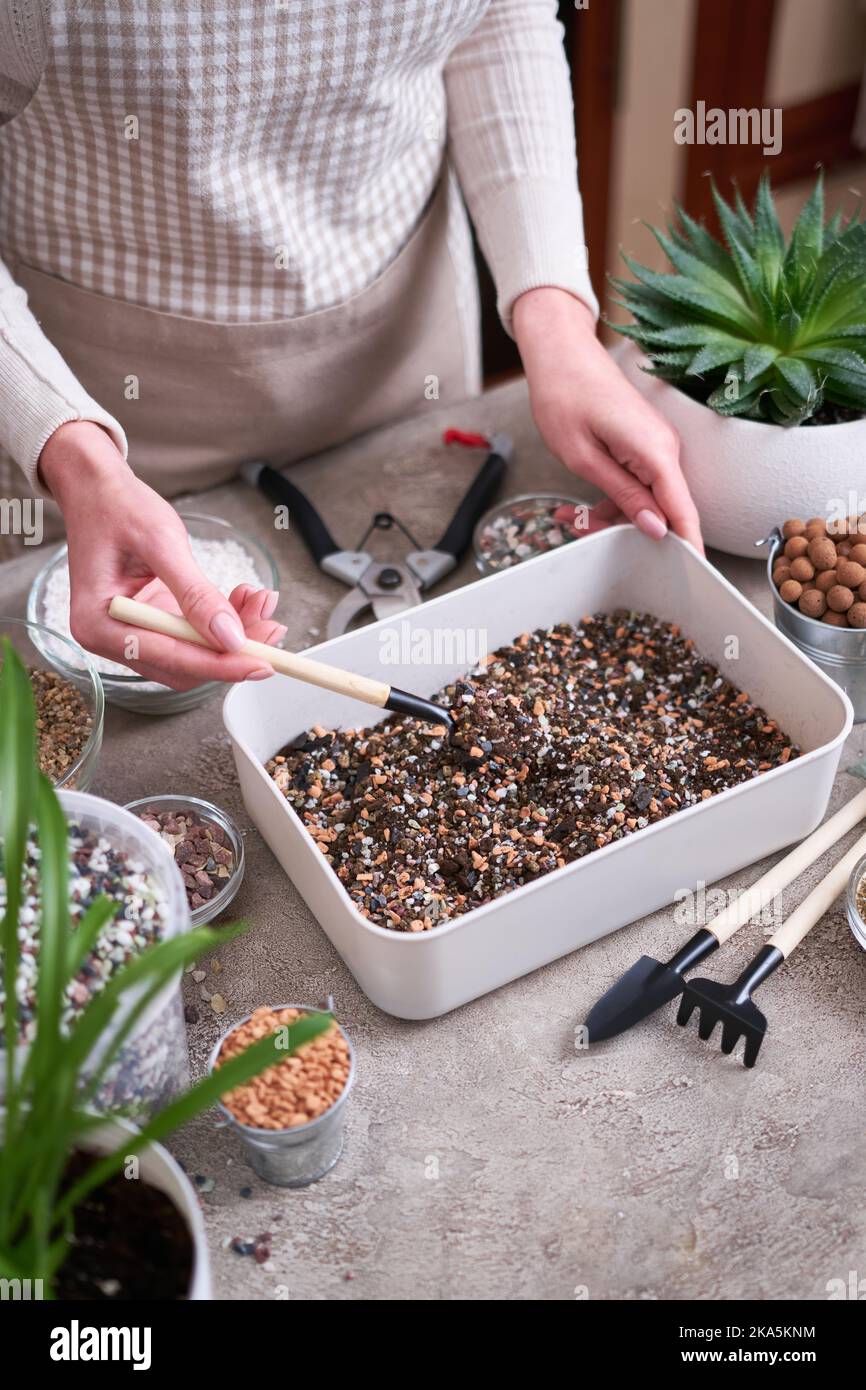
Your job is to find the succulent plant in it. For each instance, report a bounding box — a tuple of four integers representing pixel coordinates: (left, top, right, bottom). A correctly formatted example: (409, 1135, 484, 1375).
(609, 172, 866, 425)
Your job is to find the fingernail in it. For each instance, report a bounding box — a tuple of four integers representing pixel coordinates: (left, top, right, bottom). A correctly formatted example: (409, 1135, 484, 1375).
(211, 611, 246, 652)
(263, 589, 280, 619)
(635, 508, 668, 540)
(246, 666, 274, 681)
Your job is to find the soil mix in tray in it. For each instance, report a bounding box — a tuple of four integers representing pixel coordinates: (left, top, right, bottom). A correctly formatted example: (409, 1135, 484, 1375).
(267, 611, 798, 932)
(54, 1151, 192, 1300)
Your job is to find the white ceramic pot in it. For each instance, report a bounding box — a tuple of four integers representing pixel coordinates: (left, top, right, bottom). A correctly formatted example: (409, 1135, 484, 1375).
(81, 1118, 212, 1299)
(614, 341, 866, 558)
(0, 1114, 211, 1298)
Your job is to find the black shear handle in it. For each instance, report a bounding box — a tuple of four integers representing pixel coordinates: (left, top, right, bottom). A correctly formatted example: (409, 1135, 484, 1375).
(254, 465, 339, 566)
(433, 441, 509, 560)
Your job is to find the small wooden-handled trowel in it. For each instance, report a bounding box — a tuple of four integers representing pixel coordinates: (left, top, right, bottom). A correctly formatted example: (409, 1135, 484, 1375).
(108, 596, 454, 732)
(583, 786, 866, 1043)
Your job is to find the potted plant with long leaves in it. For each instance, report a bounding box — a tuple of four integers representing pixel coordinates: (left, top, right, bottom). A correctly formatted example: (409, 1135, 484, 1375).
(0, 639, 330, 1299)
(609, 172, 866, 556)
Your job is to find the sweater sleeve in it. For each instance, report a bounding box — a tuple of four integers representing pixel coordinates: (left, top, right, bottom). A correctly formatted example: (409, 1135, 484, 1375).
(0, 258, 128, 496)
(0, 2, 127, 496)
(444, 0, 598, 336)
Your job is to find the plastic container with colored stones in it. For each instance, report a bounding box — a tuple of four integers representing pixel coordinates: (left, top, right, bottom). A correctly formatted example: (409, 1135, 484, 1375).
(0, 789, 192, 1120)
(845, 851, 866, 953)
(0, 615, 104, 791)
(209, 1005, 355, 1187)
(124, 794, 245, 926)
(473, 493, 586, 575)
(27, 512, 279, 715)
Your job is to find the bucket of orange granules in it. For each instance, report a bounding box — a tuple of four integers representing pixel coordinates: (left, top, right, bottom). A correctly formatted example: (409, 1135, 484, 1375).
(209, 1003, 355, 1186)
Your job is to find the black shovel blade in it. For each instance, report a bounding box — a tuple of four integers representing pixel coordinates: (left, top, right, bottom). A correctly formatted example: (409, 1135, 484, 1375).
(585, 955, 685, 1043)
(677, 977, 769, 1067)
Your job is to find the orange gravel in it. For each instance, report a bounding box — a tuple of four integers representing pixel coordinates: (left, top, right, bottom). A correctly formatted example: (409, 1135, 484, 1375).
(216, 1006, 351, 1130)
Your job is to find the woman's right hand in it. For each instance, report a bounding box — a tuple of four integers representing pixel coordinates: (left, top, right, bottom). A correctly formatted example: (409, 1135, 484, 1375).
(39, 421, 285, 689)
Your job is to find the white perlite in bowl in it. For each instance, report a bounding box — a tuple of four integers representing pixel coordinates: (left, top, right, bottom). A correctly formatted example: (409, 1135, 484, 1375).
(42, 537, 264, 680)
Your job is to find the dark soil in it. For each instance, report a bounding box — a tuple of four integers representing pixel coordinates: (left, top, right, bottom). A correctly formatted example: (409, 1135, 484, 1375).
(54, 1151, 193, 1300)
(804, 401, 864, 426)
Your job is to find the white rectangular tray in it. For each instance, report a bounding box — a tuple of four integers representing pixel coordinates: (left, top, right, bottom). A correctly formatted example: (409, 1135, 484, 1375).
(223, 527, 853, 1018)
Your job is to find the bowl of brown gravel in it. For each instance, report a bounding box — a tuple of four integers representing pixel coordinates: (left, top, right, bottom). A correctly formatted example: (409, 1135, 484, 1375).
(124, 795, 244, 925)
(0, 616, 103, 790)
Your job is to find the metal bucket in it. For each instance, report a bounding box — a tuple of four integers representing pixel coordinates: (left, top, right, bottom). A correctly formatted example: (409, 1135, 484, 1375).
(209, 1004, 355, 1187)
(763, 530, 866, 723)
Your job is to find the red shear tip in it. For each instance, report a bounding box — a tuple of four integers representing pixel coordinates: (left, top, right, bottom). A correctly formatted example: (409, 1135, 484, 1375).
(442, 428, 490, 449)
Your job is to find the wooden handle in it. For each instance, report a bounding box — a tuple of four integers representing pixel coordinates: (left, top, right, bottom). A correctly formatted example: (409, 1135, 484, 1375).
(108, 595, 391, 707)
(709, 786, 866, 946)
(769, 827, 866, 958)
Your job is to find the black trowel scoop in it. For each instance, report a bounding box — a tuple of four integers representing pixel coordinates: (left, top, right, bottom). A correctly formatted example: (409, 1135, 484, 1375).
(585, 928, 717, 1042)
(583, 786, 866, 1044)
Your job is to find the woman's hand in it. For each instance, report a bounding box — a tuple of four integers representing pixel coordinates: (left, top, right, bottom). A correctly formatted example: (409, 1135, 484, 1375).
(513, 287, 703, 552)
(39, 422, 285, 689)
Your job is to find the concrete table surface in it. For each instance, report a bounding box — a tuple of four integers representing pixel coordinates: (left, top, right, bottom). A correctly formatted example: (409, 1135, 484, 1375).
(3, 377, 865, 1301)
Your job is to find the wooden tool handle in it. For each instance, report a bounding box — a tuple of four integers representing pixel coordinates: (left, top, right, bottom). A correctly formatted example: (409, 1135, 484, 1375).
(769, 828, 866, 958)
(709, 786, 866, 946)
(108, 595, 391, 707)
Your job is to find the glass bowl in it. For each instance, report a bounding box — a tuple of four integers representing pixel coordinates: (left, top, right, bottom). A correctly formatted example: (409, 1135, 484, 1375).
(27, 511, 280, 715)
(473, 493, 587, 576)
(846, 851, 866, 954)
(0, 615, 104, 790)
(124, 794, 245, 927)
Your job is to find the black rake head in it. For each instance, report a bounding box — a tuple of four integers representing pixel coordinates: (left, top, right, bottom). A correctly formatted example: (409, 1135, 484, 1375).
(675, 942, 783, 1069)
(676, 978, 768, 1068)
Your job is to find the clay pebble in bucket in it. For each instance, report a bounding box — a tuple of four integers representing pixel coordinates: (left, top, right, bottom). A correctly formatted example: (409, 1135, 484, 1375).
(774, 515, 866, 628)
(211, 1006, 355, 1186)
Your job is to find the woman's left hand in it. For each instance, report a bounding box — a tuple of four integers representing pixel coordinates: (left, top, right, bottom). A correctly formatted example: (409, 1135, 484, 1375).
(513, 287, 704, 553)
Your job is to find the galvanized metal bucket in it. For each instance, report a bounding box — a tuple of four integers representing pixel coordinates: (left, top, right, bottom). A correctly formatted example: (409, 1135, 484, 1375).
(762, 529, 866, 723)
(210, 1004, 355, 1187)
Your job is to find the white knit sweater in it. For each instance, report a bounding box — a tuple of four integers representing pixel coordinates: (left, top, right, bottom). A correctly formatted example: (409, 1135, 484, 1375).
(0, 0, 596, 491)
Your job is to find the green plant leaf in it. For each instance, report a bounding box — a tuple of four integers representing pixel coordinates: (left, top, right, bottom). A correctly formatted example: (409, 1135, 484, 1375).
(774, 357, 818, 400)
(686, 342, 747, 375)
(672, 204, 741, 283)
(785, 169, 824, 275)
(619, 251, 758, 333)
(65, 895, 119, 981)
(0, 640, 37, 1230)
(711, 183, 764, 303)
(743, 344, 780, 381)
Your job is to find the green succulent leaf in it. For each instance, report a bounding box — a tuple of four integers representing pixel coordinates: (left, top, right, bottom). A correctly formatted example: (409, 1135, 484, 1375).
(743, 344, 779, 381)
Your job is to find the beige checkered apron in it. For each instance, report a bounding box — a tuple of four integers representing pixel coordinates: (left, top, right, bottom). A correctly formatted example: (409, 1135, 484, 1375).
(0, 1, 481, 559)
